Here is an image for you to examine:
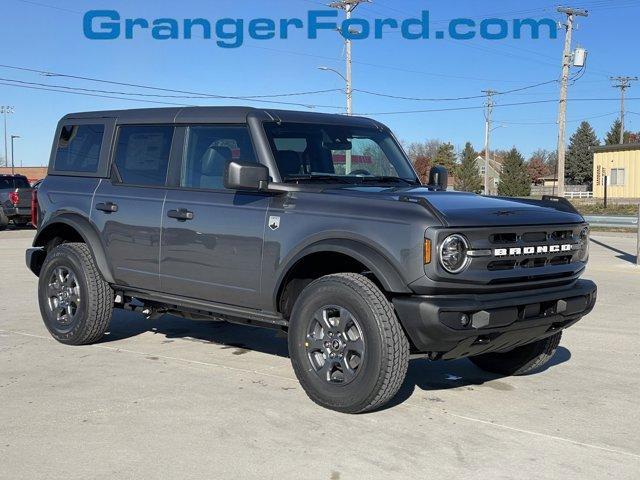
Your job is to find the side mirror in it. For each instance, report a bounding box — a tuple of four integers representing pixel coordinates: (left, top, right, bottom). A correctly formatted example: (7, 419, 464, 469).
(428, 166, 448, 191)
(224, 161, 270, 191)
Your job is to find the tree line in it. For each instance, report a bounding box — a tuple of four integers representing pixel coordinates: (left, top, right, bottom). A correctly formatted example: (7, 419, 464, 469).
(403, 118, 639, 195)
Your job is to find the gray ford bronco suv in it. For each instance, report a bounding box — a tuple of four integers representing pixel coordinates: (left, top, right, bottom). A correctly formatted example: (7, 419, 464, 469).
(27, 107, 596, 413)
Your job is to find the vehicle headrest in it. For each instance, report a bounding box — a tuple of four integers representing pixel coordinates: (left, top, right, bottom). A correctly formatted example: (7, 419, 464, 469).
(201, 146, 232, 176)
(277, 150, 303, 178)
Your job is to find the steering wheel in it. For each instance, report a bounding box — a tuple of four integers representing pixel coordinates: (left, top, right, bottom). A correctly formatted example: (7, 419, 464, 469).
(350, 169, 372, 176)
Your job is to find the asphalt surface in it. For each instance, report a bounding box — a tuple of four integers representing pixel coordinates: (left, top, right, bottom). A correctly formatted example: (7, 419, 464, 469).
(1, 229, 639, 479)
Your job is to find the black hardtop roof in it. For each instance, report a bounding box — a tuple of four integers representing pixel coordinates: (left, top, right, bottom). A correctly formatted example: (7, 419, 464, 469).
(0, 173, 27, 178)
(61, 106, 385, 129)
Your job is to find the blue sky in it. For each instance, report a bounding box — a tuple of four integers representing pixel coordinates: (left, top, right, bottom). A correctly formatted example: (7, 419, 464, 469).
(1, 0, 639, 166)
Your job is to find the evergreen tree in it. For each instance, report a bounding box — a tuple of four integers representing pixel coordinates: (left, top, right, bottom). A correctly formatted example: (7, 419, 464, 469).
(455, 142, 482, 192)
(605, 119, 633, 145)
(566, 121, 599, 185)
(498, 148, 531, 196)
(433, 143, 457, 175)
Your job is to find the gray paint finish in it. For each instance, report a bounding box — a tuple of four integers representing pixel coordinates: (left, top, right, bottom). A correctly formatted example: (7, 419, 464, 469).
(34, 107, 591, 321)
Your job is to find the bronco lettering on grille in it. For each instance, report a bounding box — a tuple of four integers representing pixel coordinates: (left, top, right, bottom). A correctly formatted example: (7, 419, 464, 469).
(494, 244, 573, 257)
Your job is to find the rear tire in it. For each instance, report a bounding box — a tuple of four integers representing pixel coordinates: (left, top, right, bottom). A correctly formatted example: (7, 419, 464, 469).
(288, 273, 409, 413)
(38, 242, 113, 345)
(469, 332, 562, 376)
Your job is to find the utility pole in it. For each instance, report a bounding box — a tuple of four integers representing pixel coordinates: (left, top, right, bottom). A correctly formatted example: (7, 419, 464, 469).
(482, 90, 497, 195)
(11, 135, 20, 175)
(329, 0, 370, 115)
(556, 7, 588, 197)
(611, 76, 638, 144)
(0, 106, 15, 168)
(328, 0, 369, 175)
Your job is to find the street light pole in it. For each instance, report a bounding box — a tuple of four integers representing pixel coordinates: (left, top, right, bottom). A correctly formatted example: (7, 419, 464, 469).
(482, 90, 497, 195)
(1, 106, 15, 168)
(11, 135, 20, 175)
(318, 65, 354, 173)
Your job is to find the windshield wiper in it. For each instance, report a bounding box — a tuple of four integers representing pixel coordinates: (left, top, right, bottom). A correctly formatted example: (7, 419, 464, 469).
(356, 176, 420, 186)
(283, 174, 354, 184)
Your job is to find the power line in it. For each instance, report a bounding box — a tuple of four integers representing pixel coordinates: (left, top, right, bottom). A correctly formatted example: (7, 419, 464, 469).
(359, 97, 640, 116)
(495, 111, 619, 125)
(0, 81, 197, 106)
(0, 65, 344, 110)
(354, 79, 558, 102)
(0, 76, 343, 100)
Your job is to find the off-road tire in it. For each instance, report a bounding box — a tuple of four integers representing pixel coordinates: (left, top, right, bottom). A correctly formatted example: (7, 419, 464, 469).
(288, 273, 409, 413)
(38, 242, 113, 345)
(469, 332, 562, 376)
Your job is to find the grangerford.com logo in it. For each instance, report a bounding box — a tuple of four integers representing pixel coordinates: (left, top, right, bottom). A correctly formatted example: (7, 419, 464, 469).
(83, 10, 558, 48)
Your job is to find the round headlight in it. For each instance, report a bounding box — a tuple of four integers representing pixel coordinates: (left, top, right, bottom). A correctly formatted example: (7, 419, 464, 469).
(439, 234, 469, 274)
(578, 227, 589, 261)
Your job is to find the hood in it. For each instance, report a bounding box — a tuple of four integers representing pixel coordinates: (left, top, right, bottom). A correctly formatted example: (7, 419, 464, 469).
(325, 187, 585, 227)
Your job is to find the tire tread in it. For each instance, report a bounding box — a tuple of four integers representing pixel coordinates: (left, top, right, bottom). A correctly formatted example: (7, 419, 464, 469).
(40, 242, 112, 345)
(291, 273, 409, 413)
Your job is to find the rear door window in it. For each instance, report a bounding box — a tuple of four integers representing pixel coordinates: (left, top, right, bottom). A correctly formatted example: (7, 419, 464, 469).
(54, 124, 105, 173)
(114, 126, 174, 187)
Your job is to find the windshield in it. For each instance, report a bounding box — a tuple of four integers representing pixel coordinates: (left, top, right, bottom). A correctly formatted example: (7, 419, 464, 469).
(264, 122, 418, 184)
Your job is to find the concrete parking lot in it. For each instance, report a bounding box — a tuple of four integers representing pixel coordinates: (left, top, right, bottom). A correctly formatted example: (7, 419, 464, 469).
(1, 229, 639, 479)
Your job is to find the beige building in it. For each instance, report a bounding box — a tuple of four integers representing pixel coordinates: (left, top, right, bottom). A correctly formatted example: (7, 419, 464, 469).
(475, 156, 501, 195)
(592, 143, 640, 199)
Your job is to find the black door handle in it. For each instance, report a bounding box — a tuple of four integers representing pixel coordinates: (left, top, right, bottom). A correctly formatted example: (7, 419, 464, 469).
(96, 202, 118, 213)
(167, 208, 194, 221)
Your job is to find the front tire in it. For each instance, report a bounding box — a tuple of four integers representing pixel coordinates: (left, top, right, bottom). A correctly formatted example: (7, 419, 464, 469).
(469, 332, 562, 376)
(38, 243, 113, 345)
(288, 273, 409, 413)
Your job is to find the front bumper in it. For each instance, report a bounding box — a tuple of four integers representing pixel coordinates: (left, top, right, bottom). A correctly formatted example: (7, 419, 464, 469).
(393, 279, 597, 359)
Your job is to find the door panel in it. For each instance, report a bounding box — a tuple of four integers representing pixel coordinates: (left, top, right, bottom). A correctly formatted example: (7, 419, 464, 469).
(92, 181, 166, 290)
(160, 190, 269, 308)
(91, 124, 176, 291)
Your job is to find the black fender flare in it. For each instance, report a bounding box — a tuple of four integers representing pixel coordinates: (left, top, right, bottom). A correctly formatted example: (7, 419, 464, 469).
(274, 238, 411, 307)
(34, 213, 115, 284)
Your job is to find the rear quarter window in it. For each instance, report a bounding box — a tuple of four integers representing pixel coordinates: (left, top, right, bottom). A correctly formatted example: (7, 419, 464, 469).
(54, 124, 105, 173)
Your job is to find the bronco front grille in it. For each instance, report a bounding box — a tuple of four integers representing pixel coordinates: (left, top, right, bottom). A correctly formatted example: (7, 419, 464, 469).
(484, 226, 583, 272)
(430, 223, 588, 289)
